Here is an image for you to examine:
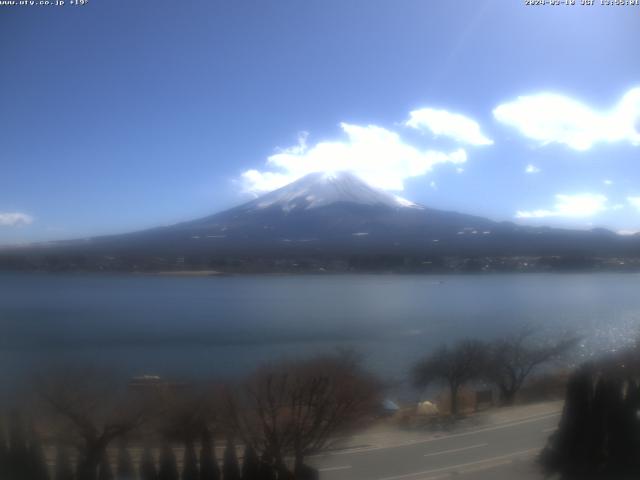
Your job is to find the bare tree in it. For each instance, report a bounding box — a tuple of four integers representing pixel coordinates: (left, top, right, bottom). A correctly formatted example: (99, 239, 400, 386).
(116, 441, 135, 480)
(199, 427, 220, 480)
(6, 412, 31, 480)
(54, 445, 74, 480)
(35, 367, 156, 480)
(0, 420, 7, 479)
(228, 350, 381, 475)
(140, 445, 158, 480)
(182, 439, 199, 480)
(413, 340, 487, 416)
(485, 327, 578, 405)
(158, 443, 179, 480)
(156, 387, 216, 443)
(28, 423, 50, 480)
(222, 438, 241, 480)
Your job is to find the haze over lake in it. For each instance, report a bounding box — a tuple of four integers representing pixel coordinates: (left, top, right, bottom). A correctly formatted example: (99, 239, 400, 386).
(2, 272, 639, 392)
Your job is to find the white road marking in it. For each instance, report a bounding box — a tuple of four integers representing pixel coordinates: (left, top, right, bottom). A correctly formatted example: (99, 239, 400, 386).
(377, 447, 540, 480)
(318, 465, 352, 472)
(415, 475, 450, 480)
(320, 411, 560, 456)
(455, 459, 512, 476)
(423, 443, 488, 458)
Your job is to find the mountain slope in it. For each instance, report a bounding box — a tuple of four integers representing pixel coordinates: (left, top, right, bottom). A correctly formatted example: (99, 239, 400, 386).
(77, 172, 505, 255)
(2, 172, 640, 268)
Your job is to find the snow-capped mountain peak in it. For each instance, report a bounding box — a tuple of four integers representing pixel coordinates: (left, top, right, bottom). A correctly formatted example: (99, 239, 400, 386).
(245, 171, 422, 212)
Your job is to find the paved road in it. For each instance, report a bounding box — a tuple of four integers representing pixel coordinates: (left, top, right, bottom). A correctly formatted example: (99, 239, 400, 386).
(310, 408, 561, 480)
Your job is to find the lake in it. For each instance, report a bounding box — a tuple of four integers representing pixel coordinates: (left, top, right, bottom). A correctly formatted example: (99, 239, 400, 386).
(1, 272, 639, 395)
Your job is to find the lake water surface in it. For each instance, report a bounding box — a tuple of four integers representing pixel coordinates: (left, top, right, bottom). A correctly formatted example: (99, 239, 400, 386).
(1, 272, 639, 393)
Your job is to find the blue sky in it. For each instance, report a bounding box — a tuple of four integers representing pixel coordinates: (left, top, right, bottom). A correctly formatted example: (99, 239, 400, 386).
(1, 0, 639, 244)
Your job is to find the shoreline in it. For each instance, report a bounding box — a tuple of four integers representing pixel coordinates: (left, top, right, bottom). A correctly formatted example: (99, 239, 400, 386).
(2, 268, 640, 277)
(139, 270, 225, 277)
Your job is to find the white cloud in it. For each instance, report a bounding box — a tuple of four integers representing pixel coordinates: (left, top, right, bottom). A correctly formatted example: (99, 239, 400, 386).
(525, 164, 541, 174)
(516, 194, 608, 219)
(493, 88, 640, 151)
(0, 212, 33, 227)
(628, 196, 640, 211)
(603, 179, 614, 186)
(241, 123, 467, 193)
(406, 108, 493, 146)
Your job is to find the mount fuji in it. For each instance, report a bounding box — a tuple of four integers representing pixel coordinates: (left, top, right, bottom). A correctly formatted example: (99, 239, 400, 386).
(2, 171, 639, 271)
(70, 171, 503, 256)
